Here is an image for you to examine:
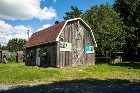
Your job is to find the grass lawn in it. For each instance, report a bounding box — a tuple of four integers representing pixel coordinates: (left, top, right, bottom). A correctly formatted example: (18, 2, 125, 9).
(0, 62, 140, 84)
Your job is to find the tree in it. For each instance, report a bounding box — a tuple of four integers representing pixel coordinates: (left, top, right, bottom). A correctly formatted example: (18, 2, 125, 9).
(114, 0, 140, 60)
(82, 4, 126, 55)
(63, 6, 83, 20)
(7, 38, 27, 52)
(1, 45, 7, 50)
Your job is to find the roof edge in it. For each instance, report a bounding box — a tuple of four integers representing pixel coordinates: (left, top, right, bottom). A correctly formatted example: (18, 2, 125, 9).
(56, 18, 97, 47)
(25, 41, 57, 48)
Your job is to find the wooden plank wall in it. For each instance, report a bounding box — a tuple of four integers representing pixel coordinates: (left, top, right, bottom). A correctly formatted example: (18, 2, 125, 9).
(26, 43, 57, 67)
(16, 51, 23, 62)
(26, 48, 36, 66)
(57, 20, 95, 67)
(57, 22, 75, 67)
(39, 43, 57, 67)
(83, 23, 95, 65)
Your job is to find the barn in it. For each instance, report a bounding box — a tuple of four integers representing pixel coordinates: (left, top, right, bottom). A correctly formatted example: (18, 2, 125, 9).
(25, 18, 97, 68)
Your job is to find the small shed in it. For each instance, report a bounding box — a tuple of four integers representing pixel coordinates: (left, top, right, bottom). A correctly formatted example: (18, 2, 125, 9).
(110, 52, 123, 64)
(25, 18, 97, 67)
(2, 50, 9, 62)
(16, 51, 23, 62)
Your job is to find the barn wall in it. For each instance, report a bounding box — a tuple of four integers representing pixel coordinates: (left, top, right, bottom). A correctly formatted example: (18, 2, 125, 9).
(26, 42, 57, 67)
(26, 48, 36, 66)
(39, 43, 57, 67)
(83, 24, 95, 65)
(57, 20, 95, 67)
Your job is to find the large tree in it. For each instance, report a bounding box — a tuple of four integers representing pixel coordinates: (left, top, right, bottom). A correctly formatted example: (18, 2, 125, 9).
(7, 38, 26, 52)
(82, 4, 126, 55)
(63, 6, 83, 20)
(114, 0, 140, 60)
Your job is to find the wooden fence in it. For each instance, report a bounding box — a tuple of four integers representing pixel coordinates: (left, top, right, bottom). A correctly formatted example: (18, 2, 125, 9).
(95, 52, 123, 64)
(0, 50, 23, 62)
(95, 56, 110, 64)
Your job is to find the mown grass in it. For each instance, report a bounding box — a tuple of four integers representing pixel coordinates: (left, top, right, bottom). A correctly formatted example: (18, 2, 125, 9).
(0, 62, 140, 84)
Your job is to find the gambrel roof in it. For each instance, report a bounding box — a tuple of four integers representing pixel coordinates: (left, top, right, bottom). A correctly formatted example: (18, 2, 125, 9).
(25, 18, 97, 47)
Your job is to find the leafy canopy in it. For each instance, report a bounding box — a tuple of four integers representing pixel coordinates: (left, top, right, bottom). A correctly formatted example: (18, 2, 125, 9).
(82, 4, 126, 55)
(114, 0, 140, 60)
(6, 38, 27, 52)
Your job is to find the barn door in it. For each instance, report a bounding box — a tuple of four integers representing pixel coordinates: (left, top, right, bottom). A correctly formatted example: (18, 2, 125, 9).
(36, 48, 40, 66)
(72, 22, 84, 66)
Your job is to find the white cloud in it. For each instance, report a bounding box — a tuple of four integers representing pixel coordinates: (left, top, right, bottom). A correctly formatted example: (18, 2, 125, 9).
(37, 7, 57, 20)
(0, 0, 57, 20)
(0, 20, 33, 45)
(37, 24, 52, 31)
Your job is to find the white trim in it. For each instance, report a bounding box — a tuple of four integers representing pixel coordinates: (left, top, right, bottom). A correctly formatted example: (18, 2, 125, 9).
(56, 18, 97, 47)
(56, 21, 67, 41)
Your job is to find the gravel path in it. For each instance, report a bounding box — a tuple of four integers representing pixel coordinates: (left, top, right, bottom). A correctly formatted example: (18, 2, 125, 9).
(0, 79, 140, 93)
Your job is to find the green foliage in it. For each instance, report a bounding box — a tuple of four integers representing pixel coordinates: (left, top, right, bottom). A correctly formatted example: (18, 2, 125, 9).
(63, 6, 83, 20)
(0, 62, 139, 84)
(1, 45, 7, 50)
(8, 55, 16, 62)
(114, 0, 140, 28)
(82, 4, 126, 55)
(114, 0, 140, 60)
(6, 38, 27, 52)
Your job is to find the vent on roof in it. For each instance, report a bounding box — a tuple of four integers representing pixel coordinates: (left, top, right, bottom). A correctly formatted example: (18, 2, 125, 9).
(55, 21, 59, 24)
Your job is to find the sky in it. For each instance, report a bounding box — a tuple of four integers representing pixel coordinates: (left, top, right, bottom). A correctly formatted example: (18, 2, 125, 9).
(0, 0, 115, 46)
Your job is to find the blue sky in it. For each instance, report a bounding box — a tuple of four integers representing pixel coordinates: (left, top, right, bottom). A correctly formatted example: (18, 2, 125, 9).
(0, 0, 115, 45)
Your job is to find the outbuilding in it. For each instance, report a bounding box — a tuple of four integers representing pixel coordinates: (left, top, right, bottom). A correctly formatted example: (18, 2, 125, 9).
(25, 18, 97, 67)
(16, 51, 23, 62)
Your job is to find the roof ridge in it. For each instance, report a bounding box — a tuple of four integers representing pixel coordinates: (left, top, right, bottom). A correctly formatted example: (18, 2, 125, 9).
(35, 21, 66, 33)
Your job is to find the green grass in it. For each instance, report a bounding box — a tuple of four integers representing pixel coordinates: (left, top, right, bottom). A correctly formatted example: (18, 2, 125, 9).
(0, 62, 140, 84)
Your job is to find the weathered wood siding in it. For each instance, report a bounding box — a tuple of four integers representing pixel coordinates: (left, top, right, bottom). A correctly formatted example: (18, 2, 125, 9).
(16, 51, 23, 62)
(26, 48, 36, 66)
(26, 43, 57, 67)
(57, 20, 95, 67)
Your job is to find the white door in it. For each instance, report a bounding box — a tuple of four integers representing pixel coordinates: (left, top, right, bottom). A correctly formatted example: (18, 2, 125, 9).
(36, 48, 40, 66)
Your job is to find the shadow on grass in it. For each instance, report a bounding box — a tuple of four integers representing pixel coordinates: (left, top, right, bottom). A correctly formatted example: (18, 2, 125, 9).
(0, 79, 140, 93)
(110, 62, 140, 69)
